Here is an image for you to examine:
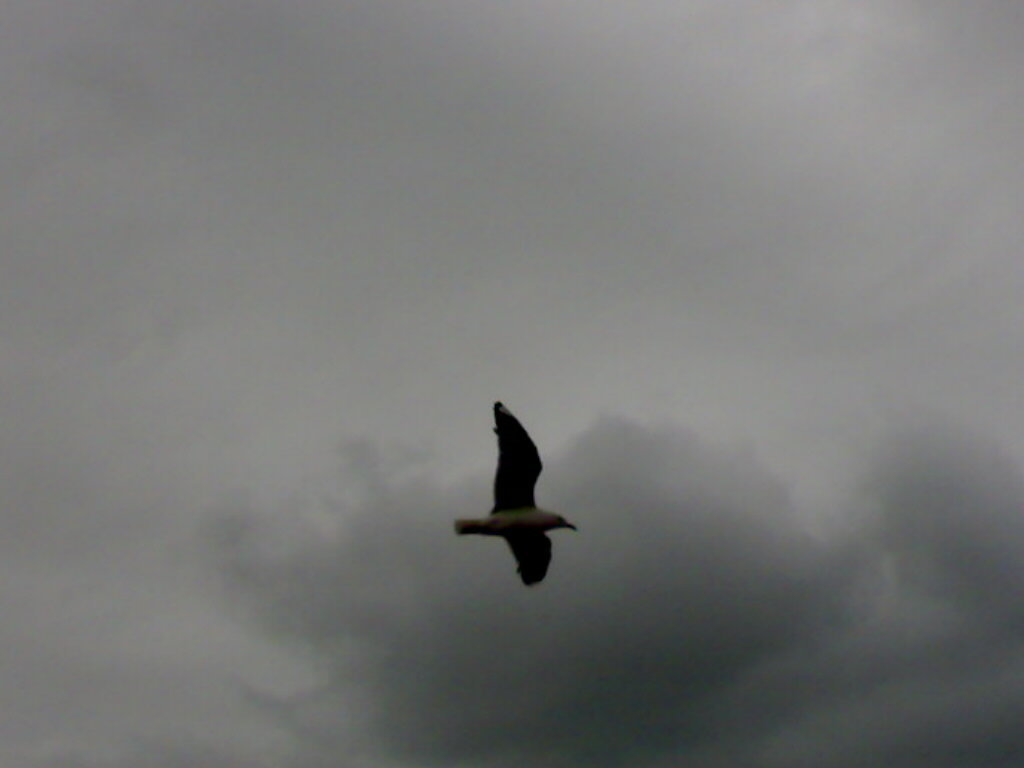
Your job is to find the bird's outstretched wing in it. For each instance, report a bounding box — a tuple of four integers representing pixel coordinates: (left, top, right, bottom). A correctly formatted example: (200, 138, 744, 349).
(504, 532, 552, 585)
(492, 402, 542, 511)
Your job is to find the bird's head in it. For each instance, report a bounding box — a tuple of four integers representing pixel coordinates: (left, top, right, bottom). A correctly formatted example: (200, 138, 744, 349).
(555, 515, 577, 531)
(527, 509, 578, 532)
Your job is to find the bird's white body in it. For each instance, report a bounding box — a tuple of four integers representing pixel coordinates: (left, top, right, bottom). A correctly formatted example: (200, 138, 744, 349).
(455, 508, 565, 535)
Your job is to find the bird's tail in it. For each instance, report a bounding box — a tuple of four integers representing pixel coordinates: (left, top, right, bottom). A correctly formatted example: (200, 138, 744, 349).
(454, 519, 485, 535)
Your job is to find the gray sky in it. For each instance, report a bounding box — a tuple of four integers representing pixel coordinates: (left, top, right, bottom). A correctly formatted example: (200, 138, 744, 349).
(4, 1, 1024, 766)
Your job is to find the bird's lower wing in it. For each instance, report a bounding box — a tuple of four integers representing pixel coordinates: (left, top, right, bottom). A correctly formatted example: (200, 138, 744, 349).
(504, 532, 552, 586)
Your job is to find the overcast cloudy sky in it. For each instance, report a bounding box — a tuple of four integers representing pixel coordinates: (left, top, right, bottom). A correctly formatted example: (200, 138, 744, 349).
(4, 1, 1024, 766)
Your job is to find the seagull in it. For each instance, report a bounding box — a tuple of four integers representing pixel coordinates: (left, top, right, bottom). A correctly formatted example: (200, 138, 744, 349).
(455, 402, 577, 585)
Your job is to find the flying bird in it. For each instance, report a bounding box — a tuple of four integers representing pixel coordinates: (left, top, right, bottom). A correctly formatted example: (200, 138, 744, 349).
(455, 402, 577, 585)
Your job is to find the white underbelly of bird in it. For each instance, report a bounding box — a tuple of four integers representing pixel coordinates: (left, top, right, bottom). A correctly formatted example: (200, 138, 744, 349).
(455, 508, 570, 535)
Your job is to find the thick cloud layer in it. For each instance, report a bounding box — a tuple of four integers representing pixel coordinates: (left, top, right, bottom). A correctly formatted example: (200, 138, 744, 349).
(867, 424, 1024, 636)
(215, 418, 1024, 768)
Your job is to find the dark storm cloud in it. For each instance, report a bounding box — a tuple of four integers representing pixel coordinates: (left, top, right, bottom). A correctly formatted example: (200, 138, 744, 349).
(216, 418, 857, 768)
(868, 423, 1024, 630)
(216, 417, 1024, 768)
(752, 423, 1024, 768)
